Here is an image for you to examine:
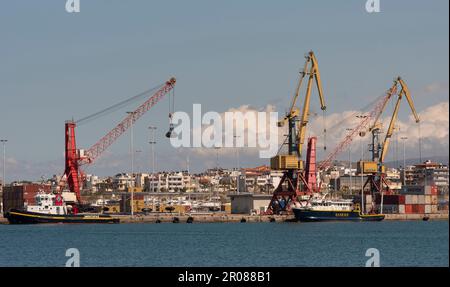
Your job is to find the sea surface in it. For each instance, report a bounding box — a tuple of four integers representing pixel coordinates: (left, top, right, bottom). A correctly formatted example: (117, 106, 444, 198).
(0, 221, 448, 267)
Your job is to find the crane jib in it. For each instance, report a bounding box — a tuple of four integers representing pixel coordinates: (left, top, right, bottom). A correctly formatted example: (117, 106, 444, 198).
(62, 77, 176, 205)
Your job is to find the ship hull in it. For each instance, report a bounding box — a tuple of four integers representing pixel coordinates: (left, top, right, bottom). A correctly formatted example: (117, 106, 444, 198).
(292, 208, 385, 222)
(5, 209, 120, 224)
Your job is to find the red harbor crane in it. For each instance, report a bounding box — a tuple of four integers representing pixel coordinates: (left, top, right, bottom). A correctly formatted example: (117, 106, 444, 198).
(63, 77, 176, 212)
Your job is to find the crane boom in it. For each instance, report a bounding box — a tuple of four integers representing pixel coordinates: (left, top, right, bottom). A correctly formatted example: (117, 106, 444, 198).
(287, 56, 309, 116)
(318, 76, 419, 173)
(64, 77, 176, 206)
(318, 83, 397, 171)
(297, 51, 326, 158)
(82, 77, 176, 164)
(379, 77, 419, 163)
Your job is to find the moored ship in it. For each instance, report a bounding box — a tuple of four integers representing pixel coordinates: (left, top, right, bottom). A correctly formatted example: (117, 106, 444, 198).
(5, 192, 119, 224)
(292, 197, 385, 222)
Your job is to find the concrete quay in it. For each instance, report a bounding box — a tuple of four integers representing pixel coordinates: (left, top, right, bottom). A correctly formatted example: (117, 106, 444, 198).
(116, 212, 449, 223)
(384, 213, 448, 220)
(115, 214, 293, 223)
(0, 213, 448, 224)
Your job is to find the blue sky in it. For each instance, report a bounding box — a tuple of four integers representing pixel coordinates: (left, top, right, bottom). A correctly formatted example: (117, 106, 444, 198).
(0, 0, 448, 180)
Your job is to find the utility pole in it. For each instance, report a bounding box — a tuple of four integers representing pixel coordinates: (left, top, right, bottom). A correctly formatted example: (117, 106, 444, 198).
(357, 115, 367, 213)
(1, 139, 7, 214)
(346, 128, 353, 194)
(395, 125, 399, 169)
(126, 111, 136, 217)
(135, 150, 142, 172)
(186, 153, 190, 174)
(360, 134, 364, 214)
(418, 122, 422, 163)
(187, 151, 192, 193)
(215, 147, 220, 174)
(149, 126, 157, 192)
(234, 135, 241, 194)
(401, 137, 408, 186)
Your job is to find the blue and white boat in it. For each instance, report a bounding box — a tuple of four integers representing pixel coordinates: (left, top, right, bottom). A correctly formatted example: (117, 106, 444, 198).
(292, 196, 385, 222)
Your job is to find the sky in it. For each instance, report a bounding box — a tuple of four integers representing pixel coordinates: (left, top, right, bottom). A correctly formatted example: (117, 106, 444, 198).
(0, 0, 448, 181)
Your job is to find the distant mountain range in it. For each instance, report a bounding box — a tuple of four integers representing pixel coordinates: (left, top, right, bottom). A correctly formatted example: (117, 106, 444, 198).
(327, 156, 449, 169)
(384, 156, 449, 168)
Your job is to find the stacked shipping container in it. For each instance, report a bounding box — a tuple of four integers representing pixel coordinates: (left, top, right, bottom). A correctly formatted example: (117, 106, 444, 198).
(374, 185, 440, 214)
(2, 184, 52, 215)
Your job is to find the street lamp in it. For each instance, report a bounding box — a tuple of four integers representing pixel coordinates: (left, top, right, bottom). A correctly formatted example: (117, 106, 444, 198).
(135, 150, 142, 173)
(148, 126, 157, 192)
(1, 139, 7, 213)
(234, 135, 241, 194)
(401, 137, 408, 186)
(214, 147, 221, 174)
(394, 125, 400, 169)
(126, 111, 136, 217)
(356, 115, 367, 213)
(346, 128, 353, 194)
(1, 139, 7, 189)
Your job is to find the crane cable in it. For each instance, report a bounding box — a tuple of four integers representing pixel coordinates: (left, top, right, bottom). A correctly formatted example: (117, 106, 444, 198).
(322, 109, 327, 151)
(75, 83, 164, 126)
(418, 121, 422, 162)
(166, 86, 176, 138)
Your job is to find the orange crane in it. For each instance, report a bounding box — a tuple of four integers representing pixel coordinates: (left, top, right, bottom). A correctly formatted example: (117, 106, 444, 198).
(62, 78, 176, 212)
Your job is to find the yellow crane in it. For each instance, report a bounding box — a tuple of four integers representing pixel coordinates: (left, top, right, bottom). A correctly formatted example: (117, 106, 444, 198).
(267, 51, 327, 214)
(271, 51, 326, 170)
(378, 77, 420, 163)
(361, 76, 420, 195)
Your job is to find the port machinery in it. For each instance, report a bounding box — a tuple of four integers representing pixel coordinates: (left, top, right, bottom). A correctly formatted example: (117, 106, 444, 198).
(266, 51, 326, 214)
(361, 77, 419, 205)
(317, 76, 419, 212)
(62, 77, 176, 213)
(265, 50, 420, 214)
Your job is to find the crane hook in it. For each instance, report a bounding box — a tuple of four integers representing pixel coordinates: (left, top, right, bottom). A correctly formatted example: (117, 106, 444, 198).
(166, 87, 177, 138)
(166, 113, 174, 138)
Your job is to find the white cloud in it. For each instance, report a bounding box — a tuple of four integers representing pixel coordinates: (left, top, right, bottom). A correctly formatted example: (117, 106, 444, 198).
(423, 82, 449, 94)
(190, 104, 283, 157)
(5, 102, 448, 181)
(190, 101, 449, 164)
(307, 101, 449, 161)
(398, 101, 449, 144)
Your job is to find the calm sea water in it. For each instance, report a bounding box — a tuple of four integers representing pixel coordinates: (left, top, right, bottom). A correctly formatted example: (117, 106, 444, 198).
(0, 221, 448, 267)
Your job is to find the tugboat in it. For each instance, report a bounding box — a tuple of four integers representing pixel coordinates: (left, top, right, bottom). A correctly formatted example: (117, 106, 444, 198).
(5, 192, 120, 224)
(292, 195, 385, 222)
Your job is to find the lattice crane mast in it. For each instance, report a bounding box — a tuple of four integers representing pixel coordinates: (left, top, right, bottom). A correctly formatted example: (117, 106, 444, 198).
(317, 80, 399, 172)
